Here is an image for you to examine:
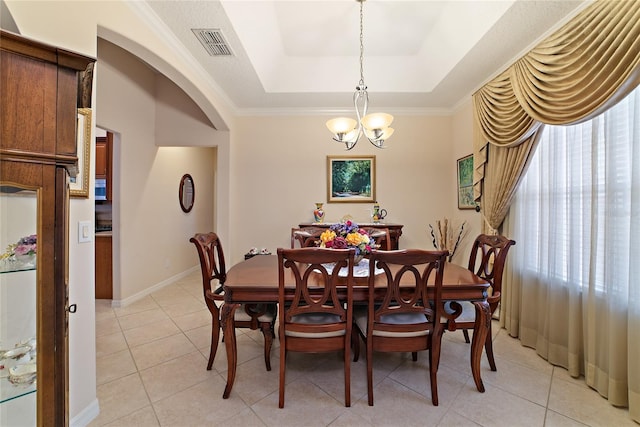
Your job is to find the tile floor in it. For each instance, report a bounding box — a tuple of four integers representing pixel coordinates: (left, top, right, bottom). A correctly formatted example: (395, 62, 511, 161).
(90, 271, 634, 426)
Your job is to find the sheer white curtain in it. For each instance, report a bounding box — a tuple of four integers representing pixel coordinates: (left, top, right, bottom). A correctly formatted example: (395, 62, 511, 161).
(503, 86, 640, 421)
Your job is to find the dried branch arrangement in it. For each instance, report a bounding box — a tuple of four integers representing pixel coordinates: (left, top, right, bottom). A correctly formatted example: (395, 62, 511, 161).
(428, 218, 468, 262)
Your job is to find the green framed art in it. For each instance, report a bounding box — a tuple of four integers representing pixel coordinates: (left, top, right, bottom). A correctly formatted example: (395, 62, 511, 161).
(457, 154, 474, 209)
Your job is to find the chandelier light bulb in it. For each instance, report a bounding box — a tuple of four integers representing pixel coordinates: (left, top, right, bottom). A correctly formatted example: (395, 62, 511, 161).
(361, 113, 394, 131)
(326, 117, 358, 134)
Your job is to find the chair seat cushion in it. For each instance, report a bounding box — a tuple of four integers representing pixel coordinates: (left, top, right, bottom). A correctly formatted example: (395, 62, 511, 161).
(235, 303, 277, 322)
(285, 313, 345, 338)
(442, 300, 476, 323)
(354, 307, 430, 337)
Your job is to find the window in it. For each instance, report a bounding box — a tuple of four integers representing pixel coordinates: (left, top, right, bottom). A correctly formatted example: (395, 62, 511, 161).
(512, 85, 640, 295)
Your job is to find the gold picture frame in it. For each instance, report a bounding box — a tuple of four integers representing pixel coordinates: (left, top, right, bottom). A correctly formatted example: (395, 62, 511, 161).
(327, 155, 376, 203)
(70, 108, 91, 198)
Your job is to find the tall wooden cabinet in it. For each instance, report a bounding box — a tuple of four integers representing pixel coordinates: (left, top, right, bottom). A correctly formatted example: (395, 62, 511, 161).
(0, 30, 94, 426)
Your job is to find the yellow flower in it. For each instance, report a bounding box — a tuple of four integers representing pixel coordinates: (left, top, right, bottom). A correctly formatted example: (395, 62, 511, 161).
(345, 232, 363, 246)
(320, 230, 336, 243)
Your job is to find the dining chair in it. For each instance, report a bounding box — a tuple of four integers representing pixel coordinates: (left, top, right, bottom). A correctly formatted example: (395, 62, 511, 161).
(361, 226, 392, 250)
(353, 249, 448, 406)
(290, 226, 325, 248)
(190, 232, 277, 371)
(277, 247, 355, 408)
(443, 234, 515, 371)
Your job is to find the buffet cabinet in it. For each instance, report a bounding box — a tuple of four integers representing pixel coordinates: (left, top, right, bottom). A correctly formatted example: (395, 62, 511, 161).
(0, 30, 94, 426)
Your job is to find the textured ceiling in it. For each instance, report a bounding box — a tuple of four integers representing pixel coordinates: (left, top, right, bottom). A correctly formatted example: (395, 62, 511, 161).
(145, 0, 588, 115)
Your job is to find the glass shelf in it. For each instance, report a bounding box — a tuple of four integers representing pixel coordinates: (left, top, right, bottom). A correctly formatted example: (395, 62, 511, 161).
(0, 379, 36, 405)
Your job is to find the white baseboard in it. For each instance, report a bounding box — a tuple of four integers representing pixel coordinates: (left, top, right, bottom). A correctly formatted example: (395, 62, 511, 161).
(71, 398, 100, 427)
(110, 266, 198, 308)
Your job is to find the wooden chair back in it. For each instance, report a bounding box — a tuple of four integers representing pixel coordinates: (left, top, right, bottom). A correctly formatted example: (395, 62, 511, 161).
(467, 234, 516, 314)
(190, 232, 275, 371)
(354, 249, 448, 406)
(277, 247, 355, 408)
(361, 227, 392, 251)
(290, 226, 325, 248)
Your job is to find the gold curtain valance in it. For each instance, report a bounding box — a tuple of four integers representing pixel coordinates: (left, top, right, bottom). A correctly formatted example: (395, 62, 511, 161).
(472, 0, 640, 230)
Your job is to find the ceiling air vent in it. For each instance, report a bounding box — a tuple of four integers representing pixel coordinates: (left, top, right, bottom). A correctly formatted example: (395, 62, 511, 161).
(192, 29, 233, 57)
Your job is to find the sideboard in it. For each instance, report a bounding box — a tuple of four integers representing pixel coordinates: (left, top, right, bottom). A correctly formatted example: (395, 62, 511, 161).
(298, 223, 403, 250)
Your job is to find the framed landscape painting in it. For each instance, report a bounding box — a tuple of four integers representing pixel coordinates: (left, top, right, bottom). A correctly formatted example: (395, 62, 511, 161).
(327, 155, 375, 203)
(457, 154, 474, 209)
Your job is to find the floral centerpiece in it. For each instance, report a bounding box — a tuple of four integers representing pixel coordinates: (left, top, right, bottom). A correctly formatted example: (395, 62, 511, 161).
(318, 220, 376, 264)
(0, 234, 37, 270)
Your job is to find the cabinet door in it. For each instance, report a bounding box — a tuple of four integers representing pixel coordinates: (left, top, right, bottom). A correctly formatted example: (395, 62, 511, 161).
(0, 184, 39, 426)
(95, 138, 107, 179)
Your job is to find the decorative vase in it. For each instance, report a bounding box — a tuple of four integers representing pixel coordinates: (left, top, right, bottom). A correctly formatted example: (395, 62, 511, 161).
(313, 203, 325, 223)
(354, 254, 364, 265)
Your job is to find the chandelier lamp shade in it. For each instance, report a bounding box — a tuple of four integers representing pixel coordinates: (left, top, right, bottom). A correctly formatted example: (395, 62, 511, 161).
(326, 0, 394, 150)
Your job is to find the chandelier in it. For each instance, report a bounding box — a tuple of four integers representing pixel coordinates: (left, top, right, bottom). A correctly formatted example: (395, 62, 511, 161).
(326, 0, 394, 151)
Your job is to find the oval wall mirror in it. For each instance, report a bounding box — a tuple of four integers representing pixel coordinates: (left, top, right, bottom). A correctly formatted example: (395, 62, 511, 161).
(179, 174, 195, 213)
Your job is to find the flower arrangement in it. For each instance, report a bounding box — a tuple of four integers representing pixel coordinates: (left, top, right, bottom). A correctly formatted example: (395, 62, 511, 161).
(318, 220, 376, 260)
(0, 234, 37, 261)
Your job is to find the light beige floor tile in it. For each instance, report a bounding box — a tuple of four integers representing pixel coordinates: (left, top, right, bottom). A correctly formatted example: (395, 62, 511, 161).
(96, 349, 138, 385)
(150, 285, 198, 307)
(437, 410, 483, 426)
(96, 330, 128, 358)
(548, 375, 636, 426)
(387, 357, 469, 407)
(228, 355, 279, 406)
(130, 333, 198, 371)
(481, 355, 552, 406)
(210, 333, 269, 373)
(139, 351, 212, 402)
(183, 324, 213, 349)
(451, 378, 546, 427)
(95, 300, 116, 322)
(160, 297, 205, 319)
(216, 407, 267, 427)
(103, 405, 159, 427)
(328, 410, 374, 427)
(123, 318, 181, 348)
(117, 308, 170, 332)
(152, 375, 249, 425)
(491, 332, 553, 373)
(544, 409, 591, 426)
(113, 296, 159, 317)
(251, 379, 349, 427)
(171, 308, 212, 332)
(91, 373, 150, 426)
(349, 377, 449, 426)
(96, 316, 122, 338)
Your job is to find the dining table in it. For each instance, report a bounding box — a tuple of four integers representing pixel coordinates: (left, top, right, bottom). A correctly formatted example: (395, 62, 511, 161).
(220, 254, 491, 399)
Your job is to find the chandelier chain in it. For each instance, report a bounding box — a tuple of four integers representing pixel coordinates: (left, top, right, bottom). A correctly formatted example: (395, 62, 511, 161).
(359, 0, 365, 88)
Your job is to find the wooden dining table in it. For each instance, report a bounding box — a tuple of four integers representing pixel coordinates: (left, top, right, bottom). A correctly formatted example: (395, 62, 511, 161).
(221, 254, 491, 399)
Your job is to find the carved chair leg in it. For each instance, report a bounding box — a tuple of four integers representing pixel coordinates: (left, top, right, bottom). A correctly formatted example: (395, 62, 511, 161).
(207, 315, 220, 370)
(485, 322, 496, 371)
(260, 322, 273, 371)
(352, 327, 361, 362)
(411, 351, 418, 361)
(462, 329, 471, 343)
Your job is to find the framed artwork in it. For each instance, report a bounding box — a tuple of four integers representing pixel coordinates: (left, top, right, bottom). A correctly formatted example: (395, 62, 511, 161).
(457, 154, 475, 209)
(327, 155, 376, 203)
(70, 108, 91, 198)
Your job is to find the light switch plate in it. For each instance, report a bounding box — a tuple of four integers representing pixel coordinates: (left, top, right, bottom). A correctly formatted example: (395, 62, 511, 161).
(78, 221, 92, 243)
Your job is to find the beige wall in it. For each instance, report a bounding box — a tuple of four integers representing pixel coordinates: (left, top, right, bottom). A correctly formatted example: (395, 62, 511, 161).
(230, 114, 461, 261)
(97, 39, 216, 301)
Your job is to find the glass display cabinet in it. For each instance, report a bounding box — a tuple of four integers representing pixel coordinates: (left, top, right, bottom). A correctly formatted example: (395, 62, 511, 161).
(0, 30, 94, 426)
